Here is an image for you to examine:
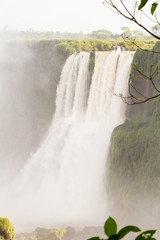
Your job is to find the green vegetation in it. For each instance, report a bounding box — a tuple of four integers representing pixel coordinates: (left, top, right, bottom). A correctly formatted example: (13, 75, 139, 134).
(138, 0, 158, 15)
(89, 51, 96, 74)
(52, 39, 111, 56)
(88, 217, 156, 240)
(0, 217, 14, 240)
(51, 39, 156, 55)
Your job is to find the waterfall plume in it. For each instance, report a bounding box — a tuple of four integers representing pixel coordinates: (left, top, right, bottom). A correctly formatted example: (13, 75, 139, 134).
(0, 50, 133, 231)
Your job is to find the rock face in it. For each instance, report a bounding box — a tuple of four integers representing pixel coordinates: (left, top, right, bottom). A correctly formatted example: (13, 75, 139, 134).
(15, 226, 106, 240)
(107, 42, 160, 228)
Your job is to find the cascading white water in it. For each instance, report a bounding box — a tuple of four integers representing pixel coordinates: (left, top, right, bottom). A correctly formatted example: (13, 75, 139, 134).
(0, 50, 134, 231)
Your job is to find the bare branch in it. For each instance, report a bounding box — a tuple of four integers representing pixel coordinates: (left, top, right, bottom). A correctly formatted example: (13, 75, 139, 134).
(133, 1, 137, 18)
(104, 0, 160, 40)
(112, 64, 160, 105)
(141, 10, 158, 24)
(102, 1, 120, 14)
(119, 0, 135, 19)
(130, 82, 148, 98)
(103, 0, 160, 105)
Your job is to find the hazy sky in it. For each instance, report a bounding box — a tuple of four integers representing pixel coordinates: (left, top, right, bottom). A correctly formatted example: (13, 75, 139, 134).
(0, 0, 143, 33)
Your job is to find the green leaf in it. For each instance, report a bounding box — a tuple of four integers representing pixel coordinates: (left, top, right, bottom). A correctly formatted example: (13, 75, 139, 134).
(108, 234, 120, 240)
(138, 0, 149, 10)
(118, 226, 141, 239)
(87, 237, 101, 240)
(151, 3, 158, 15)
(135, 230, 156, 240)
(104, 217, 117, 237)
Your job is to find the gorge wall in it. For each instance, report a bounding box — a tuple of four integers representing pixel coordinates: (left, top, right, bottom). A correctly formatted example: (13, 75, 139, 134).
(107, 41, 160, 228)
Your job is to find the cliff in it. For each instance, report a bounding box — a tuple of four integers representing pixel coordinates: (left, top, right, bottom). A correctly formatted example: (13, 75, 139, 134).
(107, 41, 160, 226)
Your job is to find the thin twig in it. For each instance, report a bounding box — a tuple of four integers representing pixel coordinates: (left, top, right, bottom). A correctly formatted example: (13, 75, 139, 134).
(104, 0, 160, 40)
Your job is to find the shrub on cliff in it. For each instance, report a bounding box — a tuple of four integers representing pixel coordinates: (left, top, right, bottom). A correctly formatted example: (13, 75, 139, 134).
(0, 217, 15, 240)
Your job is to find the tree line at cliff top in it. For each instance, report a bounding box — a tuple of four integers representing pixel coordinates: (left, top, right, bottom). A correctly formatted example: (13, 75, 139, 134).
(0, 27, 155, 40)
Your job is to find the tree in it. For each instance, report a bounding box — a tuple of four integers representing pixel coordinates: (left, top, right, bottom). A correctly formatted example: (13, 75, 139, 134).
(120, 27, 152, 40)
(133, 30, 148, 40)
(0, 217, 15, 240)
(103, 0, 160, 104)
(88, 29, 113, 39)
(121, 27, 133, 39)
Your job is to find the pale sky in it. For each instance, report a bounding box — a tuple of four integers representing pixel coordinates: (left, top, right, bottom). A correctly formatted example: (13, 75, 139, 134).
(0, 0, 147, 33)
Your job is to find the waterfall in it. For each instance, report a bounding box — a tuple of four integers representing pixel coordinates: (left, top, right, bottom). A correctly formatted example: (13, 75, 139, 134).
(1, 50, 134, 231)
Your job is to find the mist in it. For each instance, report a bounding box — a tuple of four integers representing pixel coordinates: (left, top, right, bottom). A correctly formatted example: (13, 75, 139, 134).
(0, 41, 62, 181)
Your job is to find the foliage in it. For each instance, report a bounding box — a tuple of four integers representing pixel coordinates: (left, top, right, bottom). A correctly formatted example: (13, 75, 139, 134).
(52, 39, 156, 56)
(138, 0, 158, 15)
(0, 217, 14, 240)
(89, 51, 95, 74)
(88, 30, 113, 40)
(88, 217, 156, 240)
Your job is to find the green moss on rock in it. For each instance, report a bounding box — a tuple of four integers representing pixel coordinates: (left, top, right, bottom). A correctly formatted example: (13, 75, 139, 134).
(88, 51, 95, 74)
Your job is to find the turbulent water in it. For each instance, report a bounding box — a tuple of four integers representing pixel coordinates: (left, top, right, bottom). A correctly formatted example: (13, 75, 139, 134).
(0, 50, 133, 231)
